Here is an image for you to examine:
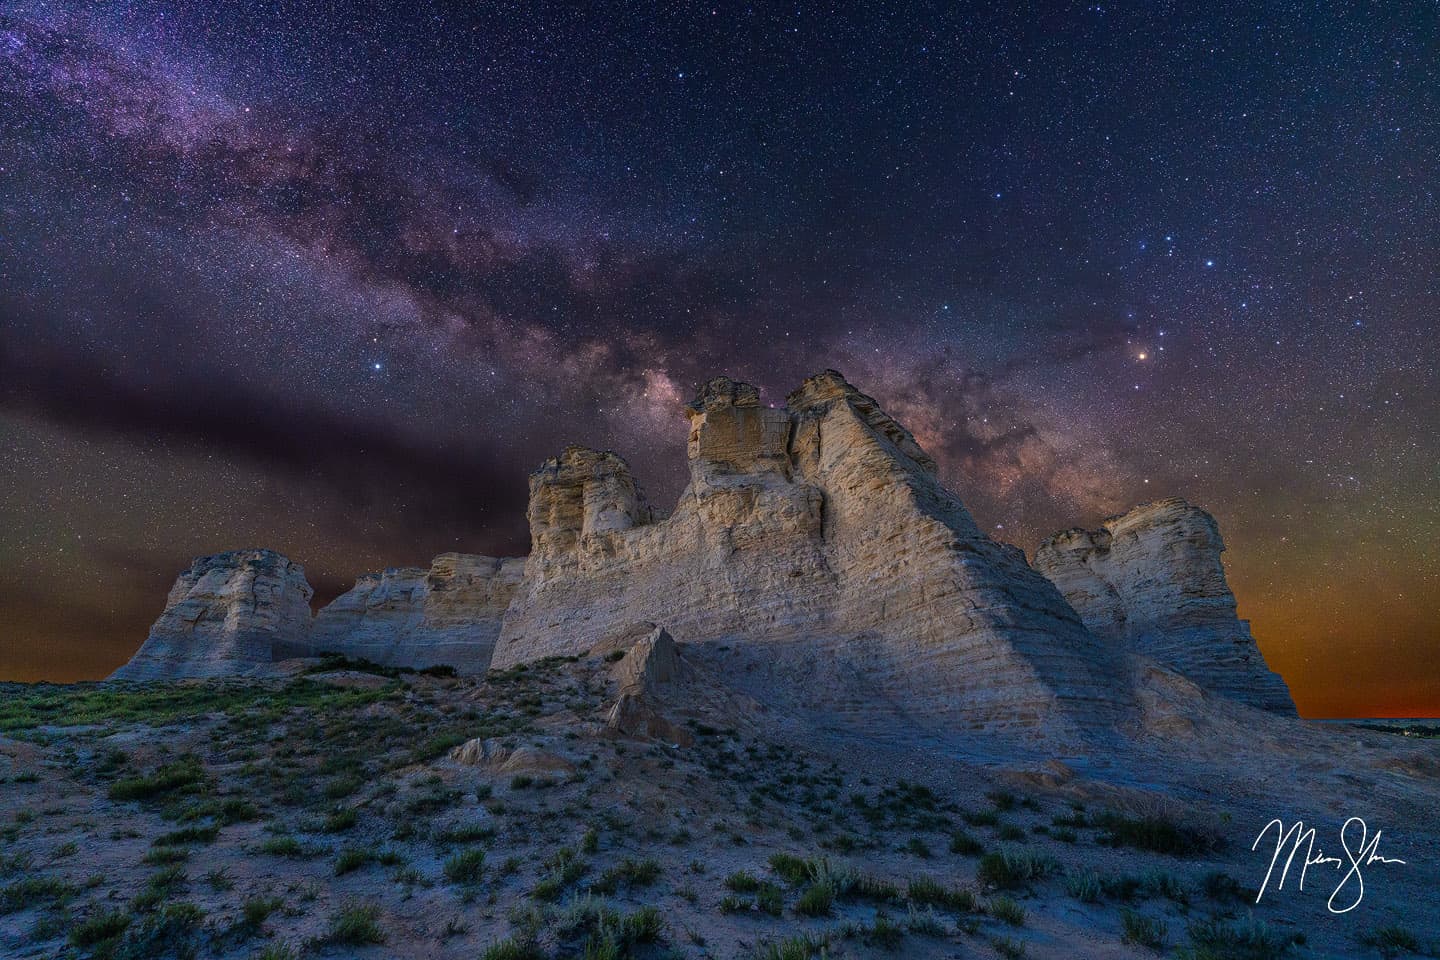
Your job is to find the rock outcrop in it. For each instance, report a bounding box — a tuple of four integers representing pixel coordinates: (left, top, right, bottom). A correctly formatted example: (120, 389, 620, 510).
(309, 554, 524, 673)
(111, 371, 1298, 738)
(600, 624, 694, 745)
(110, 549, 313, 681)
(494, 371, 1130, 738)
(1033, 499, 1296, 715)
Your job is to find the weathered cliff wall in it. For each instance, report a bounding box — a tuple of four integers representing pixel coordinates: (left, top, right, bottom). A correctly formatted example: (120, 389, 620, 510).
(1033, 499, 1296, 714)
(493, 371, 1131, 737)
(309, 553, 524, 673)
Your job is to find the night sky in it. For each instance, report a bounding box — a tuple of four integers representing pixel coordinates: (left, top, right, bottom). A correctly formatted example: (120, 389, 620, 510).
(2, 2, 1435, 716)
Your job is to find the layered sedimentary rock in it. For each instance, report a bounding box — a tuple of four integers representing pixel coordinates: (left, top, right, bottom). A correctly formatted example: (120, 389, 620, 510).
(494, 371, 1130, 736)
(1033, 499, 1295, 714)
(309, 554, 524, 673)
(110, 549, 313, 680)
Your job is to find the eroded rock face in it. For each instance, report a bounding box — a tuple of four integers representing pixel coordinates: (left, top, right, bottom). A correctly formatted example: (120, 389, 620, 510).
(494, 371, 1130, 738)
(309, 554, 524, 673)
(109, 549, 313, 680)
(1033, 499, 1296, 714)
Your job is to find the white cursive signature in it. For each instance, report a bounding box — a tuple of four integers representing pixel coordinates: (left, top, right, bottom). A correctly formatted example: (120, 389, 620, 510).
(1252, 817, 1407, 914)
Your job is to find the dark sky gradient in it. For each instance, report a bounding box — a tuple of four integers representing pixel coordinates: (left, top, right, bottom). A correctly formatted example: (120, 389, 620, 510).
(1, 1, 1435, 716)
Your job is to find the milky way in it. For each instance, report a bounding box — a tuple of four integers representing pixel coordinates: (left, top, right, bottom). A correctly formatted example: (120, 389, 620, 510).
(1, 1, 1435, 715)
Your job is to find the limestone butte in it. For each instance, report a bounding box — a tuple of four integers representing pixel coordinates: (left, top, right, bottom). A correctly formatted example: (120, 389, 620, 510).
(493, 371, 1130, 737)
(1033, 498, 1295, 714)
(109, 549, 313, 681)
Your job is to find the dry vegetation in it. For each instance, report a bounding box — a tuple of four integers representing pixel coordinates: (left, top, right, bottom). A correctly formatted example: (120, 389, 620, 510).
(0, 657, 1432, 959)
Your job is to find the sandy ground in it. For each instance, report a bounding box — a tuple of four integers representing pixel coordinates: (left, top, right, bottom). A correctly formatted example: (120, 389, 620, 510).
(1, 648, 1437, 960)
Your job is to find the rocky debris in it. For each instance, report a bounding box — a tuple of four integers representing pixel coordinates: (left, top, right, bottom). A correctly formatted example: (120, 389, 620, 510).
(110, 549, 313, 681)
(449, 737, 575, 777)
(309, 553, 524, 674)
(1034, 499, 1296, 714)
(495, 370, 1130, 739)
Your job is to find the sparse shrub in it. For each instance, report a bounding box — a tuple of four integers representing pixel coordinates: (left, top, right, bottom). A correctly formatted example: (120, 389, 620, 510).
(1177, 916, 1302, 959)
(904, 836, 933, 858)
(997, 824, 1027, 842)
(949, 830, 984, 856)
(992, 934, 1027, 958)
(479, 935, 544, 960)
(0, 875, 72, 915)
(242, 895, 283, 927)
(906, 905, 948, 937)
(324, 806, 359, 832)
(868, 909, 904, 949)
(335, 845, 376, 875)
(990, 895, 1026, 926)
(977, 848, 1057, 890)
(143, 846, 189, 865)
(444, 848, 486, 884)
(1066, 868, 1102, 903)
(769, 852, 811, 886)
(109, 756, 208, 802)
(795, 881, 834, 917)
(726, 870, 763, 892)
(755, 882, 784, 916)
(326, 901, 385, 945)
(1359, 923, 1422, 959)
(257, 835, 305, 858)
(620, 905, 663, 944)
(752, 933, 828, 960)
(1121, 908, 1169, 950)
(69, 909, 130, 946)
(987, 790, 1017, 811)
(1200, 870, 1249, 903)
(1095, 810, 1214, 857)
(154, 825, 219, 846)
(907, 876, 977, 912)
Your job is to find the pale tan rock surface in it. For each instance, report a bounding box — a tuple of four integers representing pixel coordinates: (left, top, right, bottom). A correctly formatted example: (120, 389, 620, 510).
(494, 371, 1131, 739)
(1034, 498, 1296, 714)
(109, 549, 313, 680)
(309, 553, 524, 673)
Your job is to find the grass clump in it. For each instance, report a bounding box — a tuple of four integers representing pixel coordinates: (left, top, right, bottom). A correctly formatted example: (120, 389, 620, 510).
(69, 909, 131, 946)
(795, 881, 834, 917)
(1177, 916, 1303, 959)
(108, 755, 208, 802)
(1358, 924, 1423, 958)
(949, 830, 984, 856)
(0, 875, 72, 915)
(977, 848, 1058, 890)
(325, 901, 385, 945)
(753, 933, 829, 959)
(907, 876, 977, 912)
(989, 895, 1026, 926)
(1121, 908, 1169, 950)
(443, 848, 487, 884)
(1095, 810, 1215, 857)
(335, 845, 376, 875)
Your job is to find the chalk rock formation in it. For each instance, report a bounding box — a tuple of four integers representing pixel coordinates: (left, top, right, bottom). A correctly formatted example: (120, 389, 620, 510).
(1033, 499, 1295, 714)
(310, 554, 524, 673)
(494, 371, 1129, 737)
(110, 549, 313, 681)
(600, 624, 694, 745)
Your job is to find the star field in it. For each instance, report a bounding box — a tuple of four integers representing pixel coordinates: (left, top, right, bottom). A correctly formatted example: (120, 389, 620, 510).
(1, 1, 1436, 715)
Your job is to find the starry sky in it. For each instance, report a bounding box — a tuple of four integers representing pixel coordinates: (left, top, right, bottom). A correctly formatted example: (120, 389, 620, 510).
(1, 1, 1435, 716)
